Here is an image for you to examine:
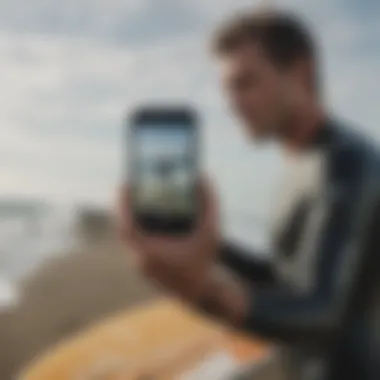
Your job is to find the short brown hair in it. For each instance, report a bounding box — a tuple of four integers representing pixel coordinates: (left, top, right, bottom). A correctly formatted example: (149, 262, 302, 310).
(212, 10, 316, 68)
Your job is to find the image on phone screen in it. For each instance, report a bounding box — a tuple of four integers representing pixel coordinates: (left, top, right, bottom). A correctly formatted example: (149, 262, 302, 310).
(132, 122, 197, 225)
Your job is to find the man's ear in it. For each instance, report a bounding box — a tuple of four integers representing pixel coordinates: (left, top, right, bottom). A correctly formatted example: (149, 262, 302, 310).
(296, 58, 315, 94)
(284, 59, 313, 105)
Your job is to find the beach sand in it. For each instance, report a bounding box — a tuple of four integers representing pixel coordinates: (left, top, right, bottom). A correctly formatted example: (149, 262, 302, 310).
(0, 230, 283, 380)
(0, 237, 158, 379)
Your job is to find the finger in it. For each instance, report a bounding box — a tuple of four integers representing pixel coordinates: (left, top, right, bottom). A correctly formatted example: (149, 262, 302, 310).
(117, 186, 155, 236)
(129, 248, 157, 280)
(117, 185, 131, 232)
(128, 249, 143, 270)
(118, 185, 144, 244)
(198, 176, 219, 233)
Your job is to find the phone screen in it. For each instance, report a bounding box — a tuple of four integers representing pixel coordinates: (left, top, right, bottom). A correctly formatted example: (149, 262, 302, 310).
(130, 113, 198, 234)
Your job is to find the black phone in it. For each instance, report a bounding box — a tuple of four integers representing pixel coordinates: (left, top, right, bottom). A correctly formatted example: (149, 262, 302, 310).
(127, 106, 200, 235)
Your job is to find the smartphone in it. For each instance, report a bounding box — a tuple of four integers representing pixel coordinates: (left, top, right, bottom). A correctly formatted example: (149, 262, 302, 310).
(127, 106, 199, 235)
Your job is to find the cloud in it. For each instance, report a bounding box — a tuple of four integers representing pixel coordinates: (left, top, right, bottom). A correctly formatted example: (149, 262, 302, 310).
(0, 29, 213, 204)
(0, 0, 379, 218)
(0, 0, 209, 46)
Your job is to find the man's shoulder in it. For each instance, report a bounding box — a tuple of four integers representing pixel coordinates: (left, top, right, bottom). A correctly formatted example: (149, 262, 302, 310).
(329, 119, 380, 167)
(323, 119, 380, 191)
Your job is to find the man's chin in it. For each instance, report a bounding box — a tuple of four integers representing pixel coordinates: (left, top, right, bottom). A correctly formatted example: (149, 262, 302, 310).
(246, 126, 272, 143)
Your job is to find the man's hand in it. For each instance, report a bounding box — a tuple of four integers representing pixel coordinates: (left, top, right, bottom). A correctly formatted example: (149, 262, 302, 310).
(118, 179, 250, 327)
(119, 179, 219, 302)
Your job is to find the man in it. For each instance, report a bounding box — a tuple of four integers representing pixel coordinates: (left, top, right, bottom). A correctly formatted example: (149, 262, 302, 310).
(120, 11, 380, 380)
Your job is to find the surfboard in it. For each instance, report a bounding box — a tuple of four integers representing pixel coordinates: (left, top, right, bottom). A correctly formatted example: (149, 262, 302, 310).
(19, 298, 273, 380)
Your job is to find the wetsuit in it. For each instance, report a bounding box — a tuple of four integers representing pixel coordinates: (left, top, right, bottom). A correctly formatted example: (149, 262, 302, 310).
(220, 118, 380, 380)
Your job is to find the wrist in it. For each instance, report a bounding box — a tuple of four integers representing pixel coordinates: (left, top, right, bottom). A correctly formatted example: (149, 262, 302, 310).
(197, 266, 249, 327)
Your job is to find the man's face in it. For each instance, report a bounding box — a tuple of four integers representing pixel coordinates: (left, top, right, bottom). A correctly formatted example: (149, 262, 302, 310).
(219, 42, 301, 140)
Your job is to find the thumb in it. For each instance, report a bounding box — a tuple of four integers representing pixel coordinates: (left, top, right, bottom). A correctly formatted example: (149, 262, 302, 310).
(198, 176, 219, 234)
(116, 185, 133, 240)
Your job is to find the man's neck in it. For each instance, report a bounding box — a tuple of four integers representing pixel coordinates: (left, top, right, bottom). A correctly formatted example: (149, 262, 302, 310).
(281, 105, 325, 155)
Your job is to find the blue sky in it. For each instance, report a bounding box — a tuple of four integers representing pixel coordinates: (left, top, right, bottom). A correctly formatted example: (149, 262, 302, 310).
(0, 0, 379, 218)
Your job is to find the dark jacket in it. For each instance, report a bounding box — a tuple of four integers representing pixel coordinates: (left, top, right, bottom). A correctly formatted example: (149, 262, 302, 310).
(220, 119, 380, 380)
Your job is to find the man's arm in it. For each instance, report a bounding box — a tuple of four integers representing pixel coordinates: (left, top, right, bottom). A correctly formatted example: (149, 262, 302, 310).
(196, 150, 370, 345)
(219, 241, 275, 286)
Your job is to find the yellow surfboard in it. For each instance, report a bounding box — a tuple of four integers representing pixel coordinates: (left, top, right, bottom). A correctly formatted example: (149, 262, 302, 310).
(19, 298, 272, 380)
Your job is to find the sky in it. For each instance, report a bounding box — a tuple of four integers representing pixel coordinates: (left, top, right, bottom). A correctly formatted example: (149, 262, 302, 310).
(0, 0, 379, 219)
